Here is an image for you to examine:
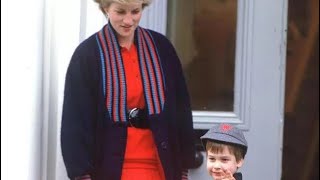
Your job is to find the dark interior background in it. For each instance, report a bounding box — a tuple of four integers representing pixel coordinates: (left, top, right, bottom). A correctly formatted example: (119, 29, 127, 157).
(282, 0, 319, 179)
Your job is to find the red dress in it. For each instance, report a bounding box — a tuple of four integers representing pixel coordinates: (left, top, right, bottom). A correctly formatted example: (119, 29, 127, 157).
(120, 45, 166, 180)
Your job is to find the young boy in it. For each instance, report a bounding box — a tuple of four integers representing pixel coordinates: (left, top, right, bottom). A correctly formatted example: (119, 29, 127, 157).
(200, 123, 248, 180)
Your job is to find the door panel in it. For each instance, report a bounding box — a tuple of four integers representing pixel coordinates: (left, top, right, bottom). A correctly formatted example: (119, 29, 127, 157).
(167, 0, 253, 130)
(167, 0, 237, 112)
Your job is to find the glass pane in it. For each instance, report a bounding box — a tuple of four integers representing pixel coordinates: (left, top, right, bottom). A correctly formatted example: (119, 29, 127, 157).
(167, 0, 237, 111)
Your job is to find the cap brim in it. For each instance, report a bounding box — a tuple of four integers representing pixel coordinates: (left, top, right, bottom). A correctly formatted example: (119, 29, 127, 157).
(200, 132, 247, 147)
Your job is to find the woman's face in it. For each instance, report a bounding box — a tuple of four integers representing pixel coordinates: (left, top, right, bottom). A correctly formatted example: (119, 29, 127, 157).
(104, 2, 143, 42)
(206, 146, 243, 180)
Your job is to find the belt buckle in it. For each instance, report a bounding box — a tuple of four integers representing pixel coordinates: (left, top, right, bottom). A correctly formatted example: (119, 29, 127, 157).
(128, 108, 139, 120)
(128, 108, 140, 128)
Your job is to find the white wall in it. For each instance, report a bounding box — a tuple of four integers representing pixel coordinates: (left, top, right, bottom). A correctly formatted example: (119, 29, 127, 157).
(2, 0, 44, 180)
(42, 0, 82, 179)
(2, 0, 82, 179)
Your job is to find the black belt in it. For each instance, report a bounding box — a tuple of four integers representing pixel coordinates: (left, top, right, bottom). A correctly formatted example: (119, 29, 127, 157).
(127, 108, 149, 129)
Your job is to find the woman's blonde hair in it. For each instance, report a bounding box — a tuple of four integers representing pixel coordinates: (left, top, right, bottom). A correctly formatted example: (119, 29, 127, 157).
(94, 0, 152, 13)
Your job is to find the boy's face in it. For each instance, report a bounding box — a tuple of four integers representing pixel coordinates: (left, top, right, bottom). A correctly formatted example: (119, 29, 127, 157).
(206, 146, 244, 179)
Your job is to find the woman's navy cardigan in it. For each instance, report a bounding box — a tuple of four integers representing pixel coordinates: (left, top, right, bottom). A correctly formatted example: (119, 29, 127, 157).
(61, 28, 196, 180)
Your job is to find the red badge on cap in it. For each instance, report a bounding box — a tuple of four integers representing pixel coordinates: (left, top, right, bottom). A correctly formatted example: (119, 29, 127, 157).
(220, 124, 233, 132)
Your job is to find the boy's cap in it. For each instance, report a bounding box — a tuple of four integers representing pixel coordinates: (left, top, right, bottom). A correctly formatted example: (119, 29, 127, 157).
(200, 123, 248, 148)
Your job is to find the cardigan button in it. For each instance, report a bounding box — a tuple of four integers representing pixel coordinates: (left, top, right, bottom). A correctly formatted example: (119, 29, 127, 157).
(161, 141, 168, 150)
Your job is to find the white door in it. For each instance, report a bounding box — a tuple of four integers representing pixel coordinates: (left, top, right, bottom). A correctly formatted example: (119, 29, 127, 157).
(165, 0, 288, 180)
(49, 0, 287, 179)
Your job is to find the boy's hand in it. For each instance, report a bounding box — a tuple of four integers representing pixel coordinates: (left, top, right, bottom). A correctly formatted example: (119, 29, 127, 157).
(214, 169, 235, 180)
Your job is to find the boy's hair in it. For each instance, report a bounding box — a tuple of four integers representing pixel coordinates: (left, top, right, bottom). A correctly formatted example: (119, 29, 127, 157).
(206, 140, 246, 162)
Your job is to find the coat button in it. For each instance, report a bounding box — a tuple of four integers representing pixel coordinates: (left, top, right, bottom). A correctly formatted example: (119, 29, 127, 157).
(161, 141, 168, 150)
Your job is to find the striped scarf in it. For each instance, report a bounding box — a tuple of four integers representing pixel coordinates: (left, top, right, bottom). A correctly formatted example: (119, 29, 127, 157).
(96, 24, 166, 123)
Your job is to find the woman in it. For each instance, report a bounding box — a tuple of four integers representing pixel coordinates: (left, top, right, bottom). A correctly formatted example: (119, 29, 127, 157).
(61, 0, 196, 179)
